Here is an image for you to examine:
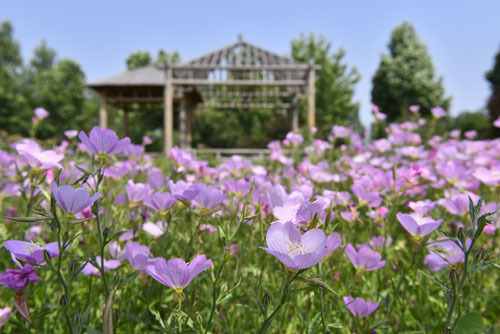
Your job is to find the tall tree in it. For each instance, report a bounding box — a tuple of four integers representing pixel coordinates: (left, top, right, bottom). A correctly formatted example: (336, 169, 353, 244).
(371, 22, 451, 121)
(126, 51, 153, 70)
(0, 21, 30, 136)
(25, 41, 98, 139)
(486, 45, 500, 136)
(292, 33, 362, 135)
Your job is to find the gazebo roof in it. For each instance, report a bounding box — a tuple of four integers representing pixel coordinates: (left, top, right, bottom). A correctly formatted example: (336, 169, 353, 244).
(175, 34, 307, 70)
(87, 65, 164, 88)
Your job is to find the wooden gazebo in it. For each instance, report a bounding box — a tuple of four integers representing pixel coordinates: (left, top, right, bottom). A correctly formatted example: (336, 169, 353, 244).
(87, 35, 319, 154)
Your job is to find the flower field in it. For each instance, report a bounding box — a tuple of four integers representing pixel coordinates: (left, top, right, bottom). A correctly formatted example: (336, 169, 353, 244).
(1, 114, 500, 333)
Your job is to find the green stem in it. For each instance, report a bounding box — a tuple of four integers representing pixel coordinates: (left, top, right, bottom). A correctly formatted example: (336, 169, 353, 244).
(258, 272, 295, 334)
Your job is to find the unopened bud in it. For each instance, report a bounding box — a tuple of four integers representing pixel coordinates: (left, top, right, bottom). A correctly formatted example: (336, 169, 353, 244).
(196, 311, 203, 325)
(113, 273, 120, 284)
(457, 228, 466, 244)
(60, 294, 68, 306)
(43, 250, 52, 265)
(73, 311, 80, 324)
(449, 269, 458, 286)
(63, 231, 69, 246)
(103, 227, 110, 240)
(473, 248, 484, 262)
(443, 327, 452, 334)
(68, 260, 78, 272)
(113, 309, 121, 323)
(261, 291, 271, 307)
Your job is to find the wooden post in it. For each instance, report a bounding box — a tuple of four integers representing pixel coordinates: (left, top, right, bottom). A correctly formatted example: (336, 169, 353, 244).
(291, 94, 299, 132)
(307, 60, 316, 129)
(179, 95, 187, 149)
(99, 93, 108, 128)
(123, 110, 128, 137)
(186, 100, 193, 149)
(163, 65, 174, 154)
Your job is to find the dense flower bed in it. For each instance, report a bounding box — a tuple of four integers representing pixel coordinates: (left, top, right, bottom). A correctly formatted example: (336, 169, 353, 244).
(0, 110, 499, 332)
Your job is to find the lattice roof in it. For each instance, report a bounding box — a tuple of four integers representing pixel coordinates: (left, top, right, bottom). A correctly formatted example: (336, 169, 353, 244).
(175, 34, 307, 69)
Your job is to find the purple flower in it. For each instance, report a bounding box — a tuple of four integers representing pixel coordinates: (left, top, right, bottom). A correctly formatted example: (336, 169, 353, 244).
(3, 240, 61, 264)
(409, 105, 420, 113)
(168, 180, 200, 202)
(125, 242, 152, 271)
(144, 192, 176, 212)
(343, 296, 379, 317)
(0, 264, 39, 294)
(345, 244, 386, 271)
(260, 222, 342, 270)
(494, 117, 500, 128)
(78, 126, 131, 156)
(408, 200, 436, 215)
(143, 221, 168, 238)
(126, 180, 151, 204)
(397, 213, 443, 237)
(51, 182, 101, 214)
(145, 254, 213, 289)
(81, 256, 121, 276)
(33, 108, 49, 121)
(64, 130, 78, 139)
(193, 184, 227, 210)
(431, 107, 446, 119)
(0, 307, 12, 327)
(15, 140, 63, 170)
(424, 239, 468, 272)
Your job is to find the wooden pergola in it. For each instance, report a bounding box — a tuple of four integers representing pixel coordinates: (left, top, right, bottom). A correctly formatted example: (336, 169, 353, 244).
(87, 35, 319, 154)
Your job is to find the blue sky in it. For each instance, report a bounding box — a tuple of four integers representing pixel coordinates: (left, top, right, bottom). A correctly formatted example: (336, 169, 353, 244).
(2, 0, 500, 126)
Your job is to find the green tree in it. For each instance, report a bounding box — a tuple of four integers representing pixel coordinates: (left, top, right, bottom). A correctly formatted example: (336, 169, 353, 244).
(486, 45, 500, 136)
(371, 22, 451, 122)
(24, 41, 98, 139)
(292, 33, 362, 136)
(126, 50, 153, 70)
(0, 21, 30, 136)
(156, 49, 180, 66)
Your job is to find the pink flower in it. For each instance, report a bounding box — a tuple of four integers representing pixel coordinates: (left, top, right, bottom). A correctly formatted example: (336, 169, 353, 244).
(81, 256, 121, 276)
(260, 222, 341, 270)
(345, 244, 386, 271)
(431, 107, 446, 119)
(33, 108, 49, 121)
(64, 130, 78, 139)
(0, 264, 39, 294)
(51, 182, 101, 214)
(494, 117, 500, 128)
(78, 126, 131, 156)
(143, 221, 168, 238)
(146, 254, 213, 289)
(397, 213, 443, 237)
(409, 105, 420, 113)
(343, 296, 379, 317)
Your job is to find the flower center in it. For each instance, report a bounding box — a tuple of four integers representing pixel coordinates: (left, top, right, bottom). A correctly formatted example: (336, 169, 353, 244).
(24, 242, 42, 254)
(286, 241, 311, 257)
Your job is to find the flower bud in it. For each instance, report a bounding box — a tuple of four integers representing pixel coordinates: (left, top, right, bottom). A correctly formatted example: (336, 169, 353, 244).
(261, 291, 271, 307)
(68, 259, 78, 272)
(60, 294, 68, 306)
(63, 231, 69, 246)
(103, 227, 110, 240)
(73, 311, 81, 324)
(443, 327, 452, 334)
(449, 269, 458, 287)
(473, 248, 484, 262)
(457, 227, 466, 244)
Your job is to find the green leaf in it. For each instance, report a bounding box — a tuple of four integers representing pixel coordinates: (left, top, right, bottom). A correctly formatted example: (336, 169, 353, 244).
(103, 291, 114, 334)
(6, 216, 48, 223)
(455, 312, 484, 334)
(296, 276, 339, 296)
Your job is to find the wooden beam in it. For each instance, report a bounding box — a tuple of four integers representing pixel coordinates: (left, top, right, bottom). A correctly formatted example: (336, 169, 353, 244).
(307, 61, 316, 129)
(291, 96, 299, 132)
(172, 79, 306, 86)
(186, 100, 194, 149)
(99, 93, 108, 128)
(106, 96, 164, 103)
(198, 102, 291, 109)
(201, 91, 293, 98)
(164, 66, 174, 154)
